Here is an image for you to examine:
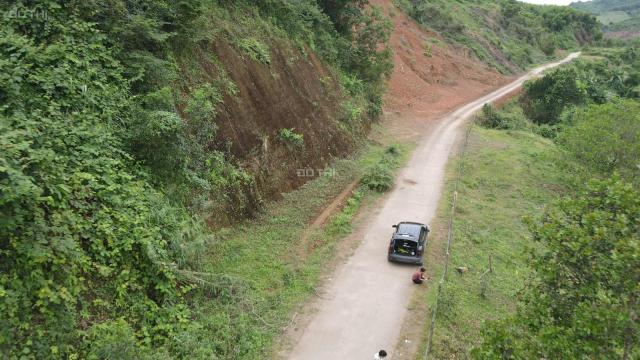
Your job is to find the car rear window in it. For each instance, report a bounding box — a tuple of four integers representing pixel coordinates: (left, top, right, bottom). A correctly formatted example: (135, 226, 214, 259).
(393, 239, 418, 255)
(397, 223, 421, 238)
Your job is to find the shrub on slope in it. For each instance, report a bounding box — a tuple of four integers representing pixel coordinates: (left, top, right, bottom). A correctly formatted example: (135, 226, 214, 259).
(0, 5, 193, 357)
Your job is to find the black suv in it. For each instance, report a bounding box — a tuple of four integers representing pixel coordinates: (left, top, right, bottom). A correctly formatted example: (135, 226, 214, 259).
(387, 222, 429, 265)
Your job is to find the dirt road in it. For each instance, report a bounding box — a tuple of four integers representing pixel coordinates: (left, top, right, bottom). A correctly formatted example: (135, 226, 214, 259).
(286, 53, 580, 360)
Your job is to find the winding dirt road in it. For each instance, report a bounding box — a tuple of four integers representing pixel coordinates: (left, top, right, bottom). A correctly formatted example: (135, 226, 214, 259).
(287, 53, 580, 359)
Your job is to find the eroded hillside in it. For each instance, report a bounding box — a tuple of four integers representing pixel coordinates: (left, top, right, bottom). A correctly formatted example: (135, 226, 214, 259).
(372, 0, 508, 120)
(179, 34, 357, 224)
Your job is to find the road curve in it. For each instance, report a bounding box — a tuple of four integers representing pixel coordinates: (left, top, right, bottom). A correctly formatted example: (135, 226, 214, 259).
(287, 53, 580, 360)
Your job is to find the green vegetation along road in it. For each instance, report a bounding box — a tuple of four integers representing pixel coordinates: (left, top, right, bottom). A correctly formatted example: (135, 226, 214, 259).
(419, 46, 640, 359)
(286, 53, 579, 360)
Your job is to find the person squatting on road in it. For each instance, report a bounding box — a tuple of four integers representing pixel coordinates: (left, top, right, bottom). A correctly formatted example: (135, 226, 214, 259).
(374, 349, 388, 359)
(412, 267, 428, 284)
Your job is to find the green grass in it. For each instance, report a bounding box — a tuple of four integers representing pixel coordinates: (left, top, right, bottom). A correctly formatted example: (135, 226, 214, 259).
(598, 11, 632, 24)
(418, 126, 567, 358)
(174, 135, 413, 358)
(606, 16, 640, 34)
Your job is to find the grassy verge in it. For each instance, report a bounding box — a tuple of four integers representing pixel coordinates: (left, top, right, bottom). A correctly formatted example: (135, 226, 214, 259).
(176, 126, 413, 358)
(409, 126, 567, 358)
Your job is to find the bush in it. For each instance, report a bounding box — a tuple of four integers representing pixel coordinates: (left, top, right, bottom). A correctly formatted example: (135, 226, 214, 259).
(341, 6, 393, 85)
(532, 123, 560, 139)
(237, 37, 271, 65)
(88, 320, 140, 360)
(423, 42, 433, 57)
(385, 144, 401, 156)
(362, 161, 394, 192)
(0, 11, 191, 357)
(557, 100, 640, 184)
(366, 91, 384, 118)
(478, 103, 529, 130)
(475, 177, 640, 359)
(521, 67, 588, 124)
(277, 128, 304, 147)
(538, 33, 556, 56)
(341, 101, 364, 124)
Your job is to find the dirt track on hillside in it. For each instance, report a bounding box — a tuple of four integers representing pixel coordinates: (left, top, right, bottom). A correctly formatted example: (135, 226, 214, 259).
(285, 49, 580, 358)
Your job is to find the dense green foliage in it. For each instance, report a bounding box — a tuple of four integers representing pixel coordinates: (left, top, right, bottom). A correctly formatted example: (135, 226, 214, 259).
(519, 48, 640, 125)
(396, 0, 601, 72)
(472, 50, 640, 358)
(558, 100, 640, 185)
(361, 145, 401, 192)
(277, 128, 304, 147)
(0, 2, 196, 357)
(1, 0, 393, 358)
(479, 103, 529, 130)
(474, 177, 639, 359)
(317, 0, 367, 34)
(522, 67, 588, 124)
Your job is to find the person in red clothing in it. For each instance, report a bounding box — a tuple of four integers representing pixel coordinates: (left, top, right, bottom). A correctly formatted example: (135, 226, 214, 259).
(412, 267, 428, 284)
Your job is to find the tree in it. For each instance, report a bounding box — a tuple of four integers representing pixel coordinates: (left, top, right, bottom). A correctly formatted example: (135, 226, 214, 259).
(521, 67, 588, 124)
(474, 177, 640, 359)
(558, 100, 640, 185)
(343, 6, 393, 84)
(316, 0, 368, 34)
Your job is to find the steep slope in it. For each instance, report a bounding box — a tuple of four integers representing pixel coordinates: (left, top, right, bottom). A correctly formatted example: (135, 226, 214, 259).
(184, 34, 355, 220)
(90, 1, 394, 226)
(1, 1, 393, 357)
(371, 0, 508, 119)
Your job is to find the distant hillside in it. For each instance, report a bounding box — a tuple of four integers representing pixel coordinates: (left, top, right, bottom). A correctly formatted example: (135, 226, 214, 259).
(396, 0, 601, 73)
(570, 0, 640, 39)
(571, 0, 640, 17)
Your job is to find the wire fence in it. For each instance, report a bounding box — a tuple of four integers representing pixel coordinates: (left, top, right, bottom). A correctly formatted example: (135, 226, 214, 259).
(423, 120, 475, 360)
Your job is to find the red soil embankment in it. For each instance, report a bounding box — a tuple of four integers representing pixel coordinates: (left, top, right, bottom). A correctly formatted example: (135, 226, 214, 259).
(370, 0, 512, 138)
